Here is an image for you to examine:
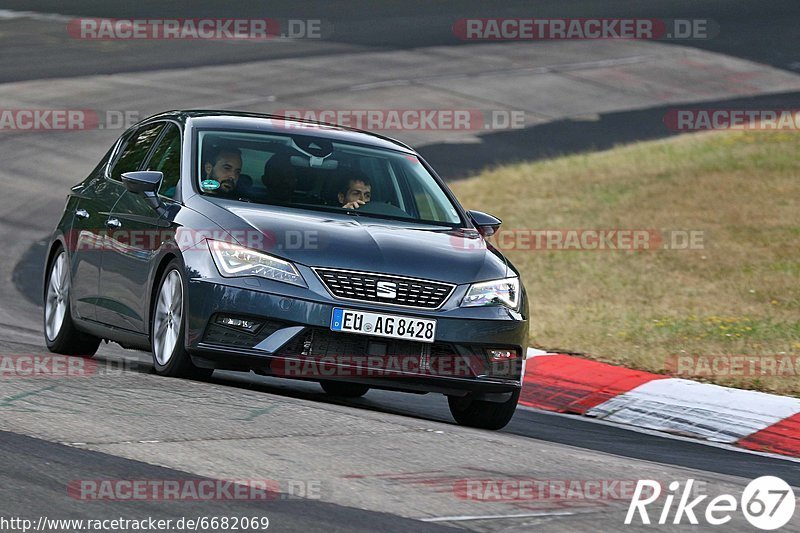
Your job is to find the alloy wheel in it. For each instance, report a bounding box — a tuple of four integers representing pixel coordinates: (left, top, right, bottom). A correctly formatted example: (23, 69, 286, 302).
(153, 270, 183, 366)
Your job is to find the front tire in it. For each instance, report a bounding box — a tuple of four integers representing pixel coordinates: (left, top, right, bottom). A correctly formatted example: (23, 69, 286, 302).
(320, 380, 370, 398)
(151, 260, 211, 379)
(43, 249, 100, 356)
(448, 390, 520, 430)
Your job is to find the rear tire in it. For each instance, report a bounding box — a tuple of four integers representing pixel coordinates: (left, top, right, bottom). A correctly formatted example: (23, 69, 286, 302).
(151, 259, 212, 380)
(448, 390, 520, 430)
(320, 380, 370, 398)
(43, 249, 100, 357)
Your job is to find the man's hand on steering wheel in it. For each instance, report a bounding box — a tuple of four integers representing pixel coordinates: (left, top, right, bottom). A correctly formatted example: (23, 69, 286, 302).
(342, 199, 367, 209)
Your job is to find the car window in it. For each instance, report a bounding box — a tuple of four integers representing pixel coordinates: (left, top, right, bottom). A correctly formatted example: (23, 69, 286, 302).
(196, 130, 463, 226)
(110, 123, 164, 181)
(145, 123, 182, 199)
(399, 161, 456, 222)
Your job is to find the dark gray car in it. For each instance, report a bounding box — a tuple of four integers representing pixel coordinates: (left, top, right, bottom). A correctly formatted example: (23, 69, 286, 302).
(43, 111, 528, 429)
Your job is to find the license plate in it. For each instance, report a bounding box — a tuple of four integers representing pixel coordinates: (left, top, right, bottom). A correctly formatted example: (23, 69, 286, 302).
(330, 308, 436, 343)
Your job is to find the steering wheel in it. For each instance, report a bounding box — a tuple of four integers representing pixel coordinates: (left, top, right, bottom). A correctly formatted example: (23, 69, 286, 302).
(351, 201, 411, 218)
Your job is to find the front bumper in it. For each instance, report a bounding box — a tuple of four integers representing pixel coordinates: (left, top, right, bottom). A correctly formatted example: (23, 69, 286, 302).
(185, 269, 528, 397)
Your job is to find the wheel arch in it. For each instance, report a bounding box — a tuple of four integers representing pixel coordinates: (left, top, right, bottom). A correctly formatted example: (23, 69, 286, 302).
(147, 252, 181, 337)
(43, 237, 68, 301)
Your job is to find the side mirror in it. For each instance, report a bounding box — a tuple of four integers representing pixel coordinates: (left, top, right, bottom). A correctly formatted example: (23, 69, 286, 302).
(467, 210, 502, 237)
(121, 171, 162, 193)
(121, 171, 166, 214)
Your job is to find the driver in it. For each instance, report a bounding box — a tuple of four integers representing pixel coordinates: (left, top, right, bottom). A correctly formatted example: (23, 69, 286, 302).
(338, 172, 372, 209)
(202, 145, 243, 196)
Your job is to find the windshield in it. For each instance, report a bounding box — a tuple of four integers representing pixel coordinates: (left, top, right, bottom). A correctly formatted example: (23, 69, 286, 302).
(196, 129, 463, 225)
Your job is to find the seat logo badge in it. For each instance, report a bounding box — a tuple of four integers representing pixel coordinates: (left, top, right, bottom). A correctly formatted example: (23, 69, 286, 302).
(376, 281, 397, 299)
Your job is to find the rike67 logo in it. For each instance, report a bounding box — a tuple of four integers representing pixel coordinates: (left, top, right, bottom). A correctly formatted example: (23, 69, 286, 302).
(626, 477, 795, 530)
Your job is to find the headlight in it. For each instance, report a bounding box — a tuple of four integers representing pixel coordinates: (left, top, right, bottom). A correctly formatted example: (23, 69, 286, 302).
(208, 239, 306, 287)
(461, 277, 520, 310)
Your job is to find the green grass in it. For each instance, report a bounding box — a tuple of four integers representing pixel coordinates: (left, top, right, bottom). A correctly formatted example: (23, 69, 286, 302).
(449, 130, 800, 395)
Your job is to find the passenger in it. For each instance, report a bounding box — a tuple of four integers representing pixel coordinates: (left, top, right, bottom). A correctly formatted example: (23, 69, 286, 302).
(337, 172, 372, 209)
(261, 151, 298, 204)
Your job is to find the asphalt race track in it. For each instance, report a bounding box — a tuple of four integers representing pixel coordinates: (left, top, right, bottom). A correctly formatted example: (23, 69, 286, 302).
(1, 2, 799, 531)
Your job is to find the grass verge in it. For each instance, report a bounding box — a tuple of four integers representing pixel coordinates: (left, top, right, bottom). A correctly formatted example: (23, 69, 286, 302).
(449, 130, 800, 395)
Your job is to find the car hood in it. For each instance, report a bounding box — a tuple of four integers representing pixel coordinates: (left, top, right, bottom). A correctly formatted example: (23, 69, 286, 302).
(218, 204, 509, 285)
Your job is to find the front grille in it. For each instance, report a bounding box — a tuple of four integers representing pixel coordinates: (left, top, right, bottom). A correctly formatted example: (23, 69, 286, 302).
(313, 268, 455, 309)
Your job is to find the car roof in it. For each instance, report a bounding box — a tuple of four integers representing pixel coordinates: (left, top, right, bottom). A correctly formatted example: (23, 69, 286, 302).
(143, 110, 417, 154)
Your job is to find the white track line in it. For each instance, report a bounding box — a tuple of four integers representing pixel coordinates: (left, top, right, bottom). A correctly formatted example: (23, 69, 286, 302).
(516, 404, 800, 464)
(418, 510, 579, 522)
(526, 347, 555, 359)
(587, 378, 800, 443)
(0, 9, 72, 23)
